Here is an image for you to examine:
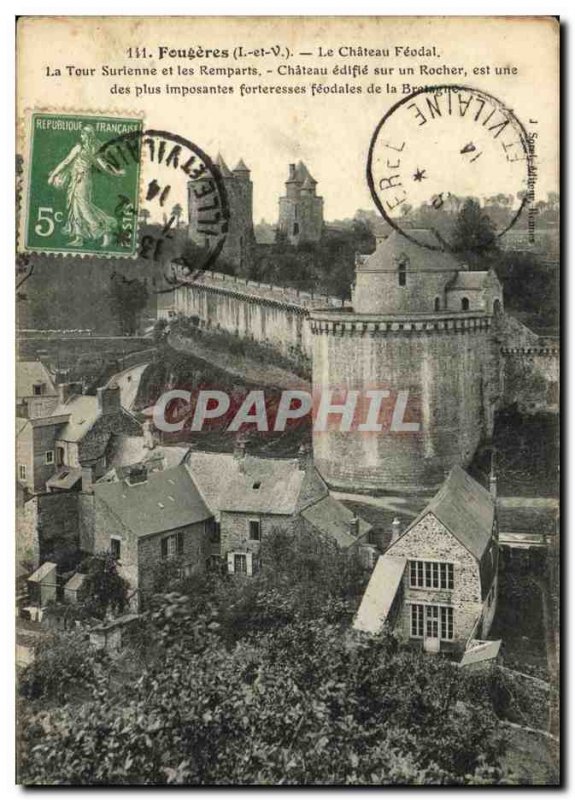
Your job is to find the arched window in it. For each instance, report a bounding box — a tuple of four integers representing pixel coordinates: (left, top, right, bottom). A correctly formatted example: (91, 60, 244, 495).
(493, 298, 502, 316)
(461, 297, 470, 311)
(397, 255, 408, 287)
(434, 297, 441, 312)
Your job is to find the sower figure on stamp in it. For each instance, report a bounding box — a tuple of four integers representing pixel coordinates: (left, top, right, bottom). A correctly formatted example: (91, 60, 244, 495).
(47, 125, 125, 247)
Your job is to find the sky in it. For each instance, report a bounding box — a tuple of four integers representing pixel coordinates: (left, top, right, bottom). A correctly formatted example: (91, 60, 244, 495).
(18, 17, 559, 223)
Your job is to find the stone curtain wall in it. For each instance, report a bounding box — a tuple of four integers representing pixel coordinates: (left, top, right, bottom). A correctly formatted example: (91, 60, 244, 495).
(166, 272, 344, 359)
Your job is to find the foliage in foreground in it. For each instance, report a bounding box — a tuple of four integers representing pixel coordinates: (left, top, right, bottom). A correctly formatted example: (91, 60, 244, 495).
(19, 531, 512, 786)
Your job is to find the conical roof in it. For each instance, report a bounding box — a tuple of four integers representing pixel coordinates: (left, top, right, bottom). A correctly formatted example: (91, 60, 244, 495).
(295, 161, 316, 185)
(233, 158, 250, 173)
(301, 173, 315, 191)
(215, 153, 233, 178)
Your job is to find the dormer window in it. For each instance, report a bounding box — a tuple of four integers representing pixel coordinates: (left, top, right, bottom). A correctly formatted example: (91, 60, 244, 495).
(33, 383, 44, 396)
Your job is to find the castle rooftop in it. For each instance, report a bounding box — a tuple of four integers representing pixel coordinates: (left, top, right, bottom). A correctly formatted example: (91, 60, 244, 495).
(358, 229, 468, 273)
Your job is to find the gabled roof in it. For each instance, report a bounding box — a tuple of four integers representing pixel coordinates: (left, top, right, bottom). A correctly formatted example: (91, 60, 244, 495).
(186, 451, 327, 518)
(17, 361, 57, 399)
(353, 555, 407, 633)
(301, 495, 372, 548)
(94, 463, 212, 537)
(404, 466, 495, 560)
(103, 435, 191, 478)
(459, 639, 501, 667)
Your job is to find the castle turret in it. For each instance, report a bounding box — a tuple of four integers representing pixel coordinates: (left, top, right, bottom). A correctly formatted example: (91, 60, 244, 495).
(278, 161, 323, 245)
(309, 230, 503, 493)
(188, 153, 255, 270)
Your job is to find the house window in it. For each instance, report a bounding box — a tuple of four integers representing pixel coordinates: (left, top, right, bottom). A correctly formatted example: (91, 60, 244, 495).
(45, 450, 54, 465)
(410, 560, 453, 590)
(434, 297, 441, 312)
(411, 604, 424, 638)
(18, 464, 27, 481)
(110, 537, 122, 560)
(461, 297, 470, 311)
(56, 446, 65, 466)
(234, 553, 248, 574)
(161, 532, 184, 559)
(32, 383, 44, 396)
(397, 255, 408, 287)
(411, 604, 453, 641)
(248, 519, 261, 541)
(293, 222, 299, 236)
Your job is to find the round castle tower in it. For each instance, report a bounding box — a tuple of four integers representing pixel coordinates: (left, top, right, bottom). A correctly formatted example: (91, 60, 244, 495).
(310, 230, 504, 493)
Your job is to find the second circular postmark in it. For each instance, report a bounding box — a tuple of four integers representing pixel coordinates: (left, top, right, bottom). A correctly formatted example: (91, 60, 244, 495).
(366, 85, 533, 252)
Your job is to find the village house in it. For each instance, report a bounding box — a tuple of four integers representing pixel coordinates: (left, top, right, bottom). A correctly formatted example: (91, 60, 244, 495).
(90, 436, 372, 599)
(93, 461, 214, 595)
(16, 382, 142, 494)
(354, 466, 499, 653)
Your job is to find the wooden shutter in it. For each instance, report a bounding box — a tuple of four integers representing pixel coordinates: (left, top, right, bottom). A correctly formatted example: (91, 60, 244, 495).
(161, 537, 168, 559)
(227, 552, 235, 574)
(246, 552, 253, 576)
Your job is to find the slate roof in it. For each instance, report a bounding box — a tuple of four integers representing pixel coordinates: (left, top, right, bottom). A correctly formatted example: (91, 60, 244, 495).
(186, 451, 326, 518)
(408, 466, 495, 560)
(46, 467, 83, 490)
(353, 555, 407, 634)
(233, 158, 250, 173)
(64, 572, 86, 593)
(448, 271, 489, 290)
(103, 436, 191, 477)
(301, 495, 372, 548)
(215, 153, 233, 178)
(16, 361, 56, 399)
(358, 229, 467, 273)
(295, 161, 316, 185)
(28, 561, 57, 583)
(53, 395, 100, 442)
(94, 463, 212, 537)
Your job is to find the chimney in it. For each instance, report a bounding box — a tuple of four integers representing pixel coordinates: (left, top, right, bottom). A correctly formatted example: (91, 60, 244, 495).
(349, 515, 360, 538)
(58, 382, 82, 405)
(287, 163, 296, 182)
(81, 464, 94, 493)
(489, 473, 497, 499)
(143, 420, 156, 450)
(234, 434, 247, 471)
(489, 448, 497, 499)
(97, 385, 121, 416)
(297, 443, 312, 470)
(391, 516, 401, 543)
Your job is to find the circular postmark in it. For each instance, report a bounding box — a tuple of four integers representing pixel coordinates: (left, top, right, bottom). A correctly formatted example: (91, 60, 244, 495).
(367, 85, 532, 251)
(98, 128, 229, 292)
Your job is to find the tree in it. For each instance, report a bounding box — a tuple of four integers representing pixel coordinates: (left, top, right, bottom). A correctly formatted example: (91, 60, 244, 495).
(451, 199, 497, 255)
(108, 273, 149, 335)
(80, 553, 129, 618)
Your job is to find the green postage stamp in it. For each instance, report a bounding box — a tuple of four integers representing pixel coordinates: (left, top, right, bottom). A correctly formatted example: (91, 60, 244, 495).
(23, 112, 143, 257)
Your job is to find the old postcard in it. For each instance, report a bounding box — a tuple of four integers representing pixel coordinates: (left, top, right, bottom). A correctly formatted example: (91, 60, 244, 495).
(15, 15, 559, 785)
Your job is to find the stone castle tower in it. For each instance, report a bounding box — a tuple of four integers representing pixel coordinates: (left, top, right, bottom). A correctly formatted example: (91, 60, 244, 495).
(278, 161, 324, 245)
(309, 230, 504, 493)
(188, 154, 255, 270)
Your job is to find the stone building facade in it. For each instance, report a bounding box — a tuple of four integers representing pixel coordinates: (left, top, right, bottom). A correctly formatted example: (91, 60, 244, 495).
(188, 154, 255, 270)
(278, 162, 324, 245)
(354, 466, 499, 651)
